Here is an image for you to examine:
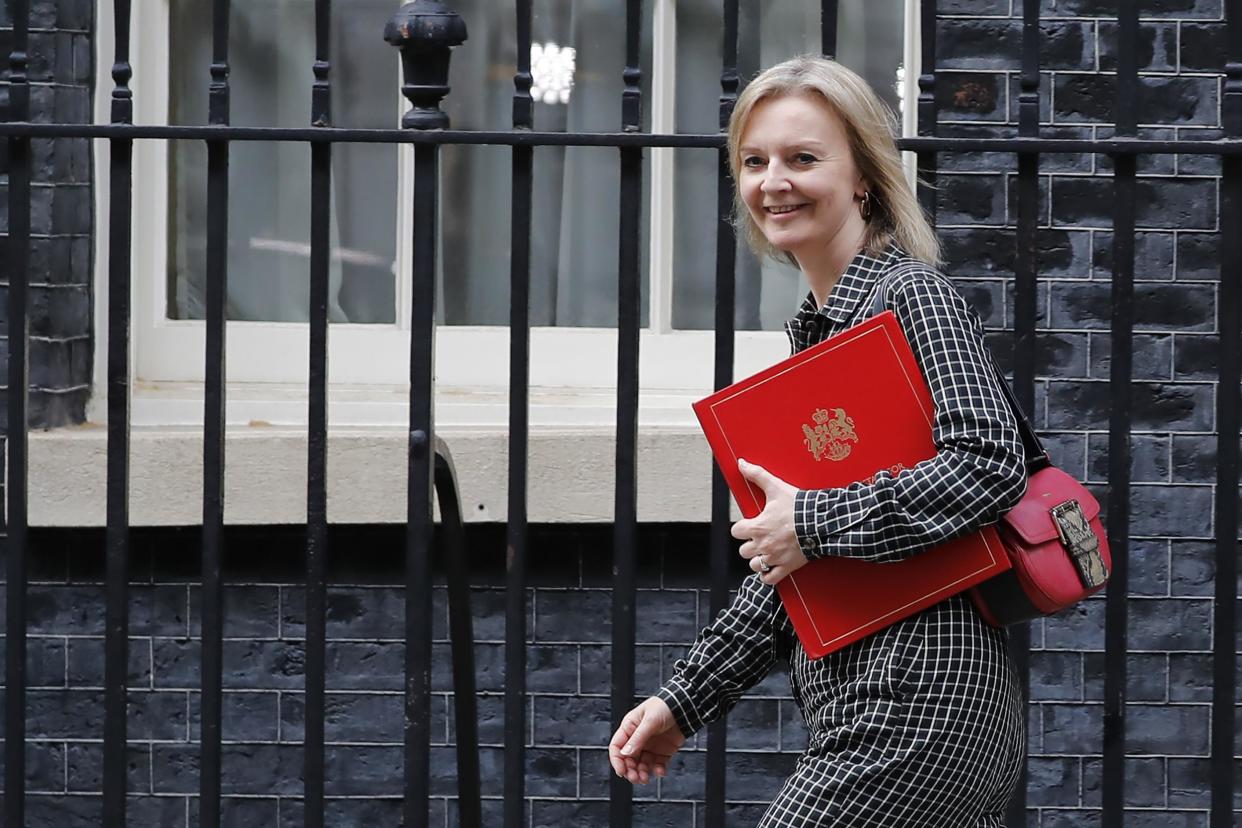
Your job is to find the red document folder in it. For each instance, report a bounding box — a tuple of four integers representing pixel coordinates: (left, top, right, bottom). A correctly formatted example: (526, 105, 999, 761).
(693, 311, 1010, 658)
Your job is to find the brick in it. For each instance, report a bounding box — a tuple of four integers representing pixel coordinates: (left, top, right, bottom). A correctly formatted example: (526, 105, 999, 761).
(532, 694, 610, 747)
(1128, 704, 1210, 755)
(1083, 652, 1168, 702)
(1175, 232, 1221, 281)
(1029, 756, 1082, 806)
(1130, 485, 1214, 539)
(1044, 597, 1106, 650)
(1054, 282, 1214, 332)
(1169, 540, 1215, 597)
(530, 800, 610, 827)
(1041, 431, 1089, 479)
(1088, 434, 1170, 484)
(27, 688, 104, 738)
(1119, 540, 1170, 597)
(188, 586, 280, 639)
(936, 173, 1008, 224)
(321, 640, 405, 691)
(191, 689, 280, 742)
(1129, 598, 1212, 650)
(128, 689, 190, 741)
(1091, 231, 1177, 282)
(1172, 335, 1222, 381)
(937, 19, 1022, 70)
(941, 227, 1090, 278)
(723, 696, 781, 751)
(1052, 177, 1217, 230)
(1046, 381, 1212, 431)
(1042, 702, 1103, 753)
(524, 747, 578, 797)
(779, 699, 808, 752)
(1167, 757, 1211, 808)
(535, 589, 610, 643)
(281, 586, 406, 641)
(24, 794, 103, 828)
(1087, 333, 1173, 381)
(1039, 0, 1221, 20)
(941, 0, 1009, 13)
(1029, 650, 1084, 701)
(1098, 22, 1178, 72)
(936, 72, 1006, 120)
(152, 743, 304, 796)
(1167, 653, 1213, 702)
(64, 743, 151, 793)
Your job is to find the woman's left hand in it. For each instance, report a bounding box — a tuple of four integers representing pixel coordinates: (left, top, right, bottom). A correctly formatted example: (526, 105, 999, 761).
(731, 459, 808, 585)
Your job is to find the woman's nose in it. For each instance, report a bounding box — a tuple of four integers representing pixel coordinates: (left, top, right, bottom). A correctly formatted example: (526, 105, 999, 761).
(760, 168, 791, 193)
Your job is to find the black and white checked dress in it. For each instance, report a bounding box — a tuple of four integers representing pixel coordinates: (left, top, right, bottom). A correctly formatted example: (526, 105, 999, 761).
(657, 244, 1029, 827)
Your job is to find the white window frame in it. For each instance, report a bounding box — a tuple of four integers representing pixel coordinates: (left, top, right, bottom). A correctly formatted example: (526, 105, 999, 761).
(90, 0, 921, 426)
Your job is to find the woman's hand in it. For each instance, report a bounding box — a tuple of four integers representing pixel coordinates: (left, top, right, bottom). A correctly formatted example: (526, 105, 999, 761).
(608, 697, 686, 785)
(731, 458, 808, 584)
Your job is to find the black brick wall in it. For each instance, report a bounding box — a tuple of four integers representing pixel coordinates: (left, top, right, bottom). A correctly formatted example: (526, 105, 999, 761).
(0, 0, 94, 429)
(1, 1, 1238, 826)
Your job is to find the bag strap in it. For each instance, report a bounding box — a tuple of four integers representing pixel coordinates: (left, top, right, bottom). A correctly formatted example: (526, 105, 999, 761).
(869, 264, 1052, 474)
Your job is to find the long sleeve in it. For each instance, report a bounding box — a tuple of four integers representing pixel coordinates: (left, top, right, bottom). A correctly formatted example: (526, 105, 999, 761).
(655, 574, 790, 738)
(793, 268, 1027, 564)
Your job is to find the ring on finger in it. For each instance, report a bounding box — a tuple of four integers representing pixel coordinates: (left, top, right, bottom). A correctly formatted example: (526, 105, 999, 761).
(757, 555, 772, 574)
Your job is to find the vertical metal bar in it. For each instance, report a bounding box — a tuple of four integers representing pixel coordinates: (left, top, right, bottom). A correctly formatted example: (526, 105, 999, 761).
(1102, 7, 1138, 827)
(506, 1, 534, 824)
(1211, 4, 1242, 825)
(916, 0, 938, 223)
(303, 0, 332, 824)
(4, 1, 32, 824)
(820, 0, 838, 59)
(435, 442, 481, 828)
(199, 0, 232, 824)
(609, 2, 644, 825)
(103, 1, 135, 824)
(404, 139, 438, 828)
(383, 10, 464, 825)
(704, 3, 739, 826)
(1004, 3, 1040, 826)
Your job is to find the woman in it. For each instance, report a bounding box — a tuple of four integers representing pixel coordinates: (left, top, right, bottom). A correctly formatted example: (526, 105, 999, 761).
(607, 56, 1029, 827)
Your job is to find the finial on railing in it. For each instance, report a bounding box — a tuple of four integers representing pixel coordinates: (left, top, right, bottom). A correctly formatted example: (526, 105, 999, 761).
(385, 0, 468, 130)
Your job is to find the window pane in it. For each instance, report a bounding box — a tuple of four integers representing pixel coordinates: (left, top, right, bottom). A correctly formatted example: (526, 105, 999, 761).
(439, 0, 652, 327)
(672, 0, 907, 331)
(167, 0, 399, 324)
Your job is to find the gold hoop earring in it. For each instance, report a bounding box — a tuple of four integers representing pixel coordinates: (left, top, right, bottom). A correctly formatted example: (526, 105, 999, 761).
(860, 191, 874, 222)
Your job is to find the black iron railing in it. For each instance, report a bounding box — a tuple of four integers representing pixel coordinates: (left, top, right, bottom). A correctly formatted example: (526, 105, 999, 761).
(2, 1, 1241, 827)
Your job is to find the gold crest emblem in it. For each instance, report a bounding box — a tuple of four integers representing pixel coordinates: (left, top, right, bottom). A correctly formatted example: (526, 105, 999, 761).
(802, 407, 858, 462)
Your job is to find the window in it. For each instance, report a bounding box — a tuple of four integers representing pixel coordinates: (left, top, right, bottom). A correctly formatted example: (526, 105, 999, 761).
(100, 0, 915, 403)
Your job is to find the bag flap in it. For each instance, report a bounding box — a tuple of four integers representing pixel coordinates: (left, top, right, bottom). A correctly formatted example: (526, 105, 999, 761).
(1001, 466, 1101, 545)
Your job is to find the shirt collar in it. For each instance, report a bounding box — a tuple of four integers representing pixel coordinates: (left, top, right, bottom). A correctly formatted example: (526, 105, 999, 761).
(783, 243, 905, 350)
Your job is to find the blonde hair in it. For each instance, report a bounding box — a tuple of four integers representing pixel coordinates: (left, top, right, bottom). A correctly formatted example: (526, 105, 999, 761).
(727, 55, 941, 267)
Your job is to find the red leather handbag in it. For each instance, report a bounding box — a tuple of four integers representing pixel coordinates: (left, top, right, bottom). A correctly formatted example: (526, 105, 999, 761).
(967, 430, 1112, 627)
(871, 268, 1111, 626)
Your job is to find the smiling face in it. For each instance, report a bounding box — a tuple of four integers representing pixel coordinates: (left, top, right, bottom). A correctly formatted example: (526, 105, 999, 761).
(736, 93, 868, 264)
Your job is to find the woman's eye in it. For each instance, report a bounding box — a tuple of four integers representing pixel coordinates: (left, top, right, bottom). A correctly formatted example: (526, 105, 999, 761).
(795, 153, 818, 164)
(742, 156, 765, 168)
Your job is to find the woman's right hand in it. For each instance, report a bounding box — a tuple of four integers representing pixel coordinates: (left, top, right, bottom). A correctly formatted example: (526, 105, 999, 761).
(607, 696, 686, 785)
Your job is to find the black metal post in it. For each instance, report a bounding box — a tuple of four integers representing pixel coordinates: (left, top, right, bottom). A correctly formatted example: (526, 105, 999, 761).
(385, 4, 467, 825)
(103, 1, 135, 824)
(609, 1, 643, 825)
(1211, 3, 1242, 826)
(821, 0, 838, 59)
(199, 1, 232, 824)
(506, 0, 534, 824)
(704, 3, 739, 826)
(1102, 7, 1138, 826)
(303, 0, 333, 824)
(4, 1, 32, 824)
(436, 440, 482, 828)
(1005, 2, 1041, 826)
(916, 0, 938, 224)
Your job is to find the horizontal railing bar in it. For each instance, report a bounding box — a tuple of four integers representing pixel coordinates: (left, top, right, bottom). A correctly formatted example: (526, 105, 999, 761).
(5, 122, 1242, 155)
